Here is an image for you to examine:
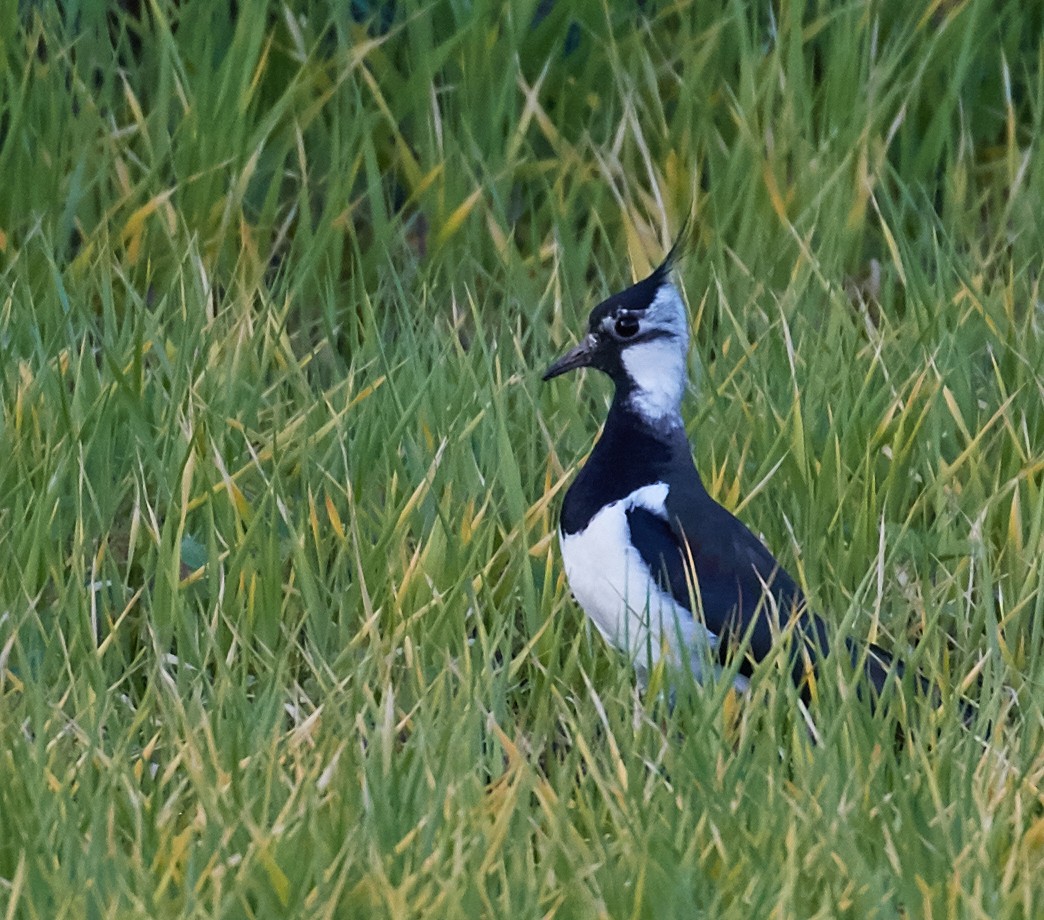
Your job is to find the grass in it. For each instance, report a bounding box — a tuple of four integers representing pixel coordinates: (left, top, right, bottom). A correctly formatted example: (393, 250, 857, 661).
(1, 0, 1042, 916)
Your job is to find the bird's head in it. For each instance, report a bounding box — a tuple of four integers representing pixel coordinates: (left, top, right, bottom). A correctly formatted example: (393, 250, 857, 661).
(543, 243, 690, 423)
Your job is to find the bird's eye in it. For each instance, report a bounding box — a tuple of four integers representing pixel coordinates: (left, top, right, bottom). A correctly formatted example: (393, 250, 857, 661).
(614, 316, 640, 339)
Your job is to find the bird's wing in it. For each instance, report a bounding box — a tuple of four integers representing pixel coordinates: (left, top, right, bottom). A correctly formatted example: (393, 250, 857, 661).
(626, 490, 830, 680)
(628, 487, 977, 721)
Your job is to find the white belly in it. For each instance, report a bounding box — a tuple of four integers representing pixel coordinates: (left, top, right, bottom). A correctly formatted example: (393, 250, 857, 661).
(559, 483, 718, 682)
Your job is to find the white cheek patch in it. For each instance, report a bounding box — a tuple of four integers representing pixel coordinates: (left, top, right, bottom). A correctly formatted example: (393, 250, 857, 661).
(621, 338, 686, 420)
(559, 483, 719, 682)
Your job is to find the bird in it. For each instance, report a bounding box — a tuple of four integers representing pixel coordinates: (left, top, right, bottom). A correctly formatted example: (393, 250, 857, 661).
(542, 233, 954, 709)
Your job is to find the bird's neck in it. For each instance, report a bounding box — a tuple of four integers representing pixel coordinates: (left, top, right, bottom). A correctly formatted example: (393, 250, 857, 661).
(609, 381, 685, 434)
(583, 396, 705, 501)
(605, 395, 687, 445)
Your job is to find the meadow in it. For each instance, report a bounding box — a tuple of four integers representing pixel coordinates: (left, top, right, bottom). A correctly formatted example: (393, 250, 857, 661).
(1, 0, 1042, 916)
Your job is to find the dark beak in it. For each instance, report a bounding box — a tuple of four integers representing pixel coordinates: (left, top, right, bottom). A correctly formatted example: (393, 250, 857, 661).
(542, 335, 596, 381)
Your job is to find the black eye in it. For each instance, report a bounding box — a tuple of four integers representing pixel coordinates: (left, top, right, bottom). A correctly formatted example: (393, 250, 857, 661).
(614, 316, 640, 339)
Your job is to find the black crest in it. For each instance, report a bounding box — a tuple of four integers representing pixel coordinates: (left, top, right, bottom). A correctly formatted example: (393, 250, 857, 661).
(587, 216, 692, 329)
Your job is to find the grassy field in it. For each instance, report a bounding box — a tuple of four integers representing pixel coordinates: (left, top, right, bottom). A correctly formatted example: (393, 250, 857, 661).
(1, 0, 1043, 916)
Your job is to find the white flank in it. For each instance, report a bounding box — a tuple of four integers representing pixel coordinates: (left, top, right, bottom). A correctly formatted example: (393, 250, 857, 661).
(560, 482, 718, 682)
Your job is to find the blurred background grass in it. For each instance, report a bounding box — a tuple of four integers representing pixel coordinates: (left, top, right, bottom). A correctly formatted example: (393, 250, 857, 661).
(1, 0, 1042, 916)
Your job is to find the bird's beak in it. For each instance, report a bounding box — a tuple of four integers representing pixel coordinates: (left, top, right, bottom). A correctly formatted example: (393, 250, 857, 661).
(542, 334, 596, 381)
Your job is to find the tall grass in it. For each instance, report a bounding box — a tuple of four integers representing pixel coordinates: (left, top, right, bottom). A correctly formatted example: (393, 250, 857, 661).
(1, 0, 1042, 916)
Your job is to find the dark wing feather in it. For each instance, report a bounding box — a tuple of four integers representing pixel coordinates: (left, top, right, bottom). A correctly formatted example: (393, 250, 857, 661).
(610, 423, 976, 719)
(658, 487, 836, 684)
(658, 488, 973, 715)
(624, 506, 692, 607)
(624, 500, 814, 680)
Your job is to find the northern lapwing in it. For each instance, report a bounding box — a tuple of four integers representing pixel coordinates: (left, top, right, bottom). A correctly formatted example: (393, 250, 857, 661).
(542, 235, 962, 711)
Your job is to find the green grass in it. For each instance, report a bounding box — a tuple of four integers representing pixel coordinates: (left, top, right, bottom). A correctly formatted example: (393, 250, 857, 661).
(1, 0, 1043, 916)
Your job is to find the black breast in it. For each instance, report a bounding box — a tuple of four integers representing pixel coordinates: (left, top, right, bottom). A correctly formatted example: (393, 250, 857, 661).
(560, 405, 698, 535)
